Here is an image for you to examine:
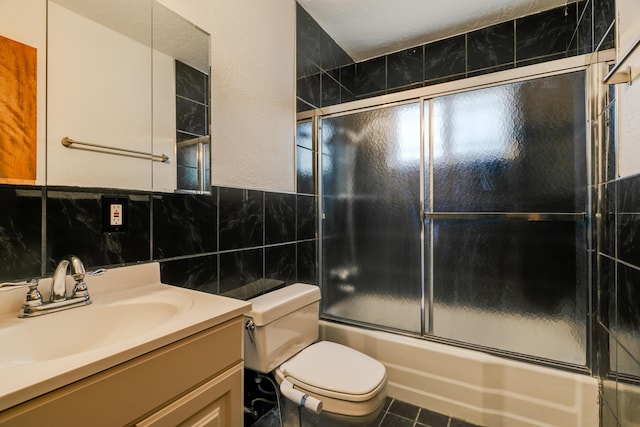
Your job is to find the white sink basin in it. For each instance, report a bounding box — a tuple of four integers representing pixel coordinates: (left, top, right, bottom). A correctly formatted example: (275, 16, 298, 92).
(0, 297, 189, 367)
(0, 262, 251, 412)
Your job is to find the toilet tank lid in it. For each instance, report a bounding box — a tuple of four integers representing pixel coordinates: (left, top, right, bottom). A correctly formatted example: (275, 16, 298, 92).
(246, 283, 320, 326)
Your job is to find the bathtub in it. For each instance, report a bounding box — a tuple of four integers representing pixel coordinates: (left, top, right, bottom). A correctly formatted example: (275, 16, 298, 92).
(320, 320, 599, 427)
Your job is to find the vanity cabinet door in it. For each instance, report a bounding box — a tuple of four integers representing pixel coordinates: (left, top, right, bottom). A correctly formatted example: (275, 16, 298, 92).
(136, 362, 243, 427)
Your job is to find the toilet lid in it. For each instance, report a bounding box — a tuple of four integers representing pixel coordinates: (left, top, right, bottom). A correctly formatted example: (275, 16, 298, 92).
(279, 341, 386, 401)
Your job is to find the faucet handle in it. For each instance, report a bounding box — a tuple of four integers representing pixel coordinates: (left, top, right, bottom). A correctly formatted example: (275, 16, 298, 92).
(23, 279, 43, 308)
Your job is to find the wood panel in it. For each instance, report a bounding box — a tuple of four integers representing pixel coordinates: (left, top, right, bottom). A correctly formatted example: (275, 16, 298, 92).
(0, 34, 37, 183)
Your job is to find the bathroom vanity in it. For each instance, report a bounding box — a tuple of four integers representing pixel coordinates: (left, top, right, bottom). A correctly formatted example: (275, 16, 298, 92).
(0, 263, 250, 426)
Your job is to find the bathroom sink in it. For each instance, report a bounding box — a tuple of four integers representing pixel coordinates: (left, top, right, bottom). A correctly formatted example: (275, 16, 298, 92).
(0, 262, 251, 413)
(0, 297, 189, 368)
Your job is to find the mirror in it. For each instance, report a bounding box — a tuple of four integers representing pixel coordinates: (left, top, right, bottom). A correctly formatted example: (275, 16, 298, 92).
(0, 0, 210, 191)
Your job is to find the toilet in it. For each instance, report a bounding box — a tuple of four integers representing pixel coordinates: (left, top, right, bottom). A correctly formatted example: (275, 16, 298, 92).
(244, 283, 387, 426)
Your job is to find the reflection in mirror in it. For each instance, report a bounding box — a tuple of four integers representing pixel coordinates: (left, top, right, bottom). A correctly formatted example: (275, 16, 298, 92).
(47, 0, 154, 190)
(45, 0, 209, 192)
(152, 2, 210, 193)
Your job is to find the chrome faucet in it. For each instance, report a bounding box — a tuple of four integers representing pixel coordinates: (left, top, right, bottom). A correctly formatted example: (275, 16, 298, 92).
(18, 256, 93, 318)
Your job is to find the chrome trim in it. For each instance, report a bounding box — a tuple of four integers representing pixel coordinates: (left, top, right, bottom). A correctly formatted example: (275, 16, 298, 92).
(603, 36, 640, 85)
(62, 137, 169, 162)
(423, 212, 586, 221)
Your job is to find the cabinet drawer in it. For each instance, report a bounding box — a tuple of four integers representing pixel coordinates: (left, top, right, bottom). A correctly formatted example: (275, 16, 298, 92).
(0, 317, 243, 426)
(136, 362, 243, 427)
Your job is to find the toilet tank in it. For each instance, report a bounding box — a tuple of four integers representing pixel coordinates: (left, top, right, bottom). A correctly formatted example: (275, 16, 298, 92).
(244, 283, 320, 373)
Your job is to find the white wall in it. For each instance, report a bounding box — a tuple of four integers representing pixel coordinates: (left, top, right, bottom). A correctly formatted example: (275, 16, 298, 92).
(616, 0, 640, 177)
(210, 0, 296, 193)
(0, 0, 47, 186)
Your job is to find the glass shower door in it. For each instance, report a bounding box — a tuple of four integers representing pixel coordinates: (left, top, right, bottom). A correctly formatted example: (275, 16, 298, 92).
(320, 102, 423, 332)
(428, 71, 589, 364)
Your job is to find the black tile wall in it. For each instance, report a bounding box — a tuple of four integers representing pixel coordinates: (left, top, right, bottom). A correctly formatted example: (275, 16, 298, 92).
(297, 0, 616, 112)
(219, 187, 263, 251)
(47, 188, 151, 272)
(152, 192, 216, 259)
(0, 184, 317, 299)
(0, 186, 42, 280)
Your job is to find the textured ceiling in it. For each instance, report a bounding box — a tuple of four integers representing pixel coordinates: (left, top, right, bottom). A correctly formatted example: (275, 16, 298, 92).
(297, 0, 569, 62)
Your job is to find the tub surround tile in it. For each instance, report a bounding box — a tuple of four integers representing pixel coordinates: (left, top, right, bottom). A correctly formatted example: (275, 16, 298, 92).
(297, 3, 611, 112)
(615, 263, 640, 376)
(387, 46, 424, 88)
(593, 0, 615, 50)
(467, 21, 515, 72)
(351, 56, 387, 98)
(516, 7, 574, 62)
(617, 175, 640, 266)
(424, 35, 466, 82)
(218, 187, 263, 250)
(152, 192, 216, 259)
(0, 186, 42, 281)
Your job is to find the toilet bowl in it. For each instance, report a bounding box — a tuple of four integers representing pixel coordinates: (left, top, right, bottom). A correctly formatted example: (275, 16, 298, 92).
(244, 284, 387, 426)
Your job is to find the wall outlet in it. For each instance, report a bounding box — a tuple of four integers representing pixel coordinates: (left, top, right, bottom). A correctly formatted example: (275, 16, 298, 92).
(110, 203, 123, 226)
(102, 196, 128, 233)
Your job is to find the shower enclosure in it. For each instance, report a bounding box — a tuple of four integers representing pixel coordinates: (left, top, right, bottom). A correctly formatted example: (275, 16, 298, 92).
(313, 67, 592, 367)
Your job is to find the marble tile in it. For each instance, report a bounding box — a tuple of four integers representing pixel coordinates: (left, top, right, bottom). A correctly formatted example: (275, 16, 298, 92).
(599, 182, 615, 257)
(175, 60, 207, 104)
(152, 192, 216, 259)
(594, 0, 615, 50)
(321, 71, 341, 107)
(617, 175, 640, 267)
(265, 243, 296, 286)
(219, 248, 263, 295)
(467, 21, 515, 72)
(176, 97, 207, 135)
(417, 407, 449, 427)
(424, 35, 466, 82)
(296, 240, 317, 284)
(297, 73, 321, 110)
(352, 56, 387, 97)
(47, 190, 151, 272)
(616, 263, 640, 377)
(0, 186, 42, 281)
(387, 46, 424, 89)
(218, 187, 263, 250)
(297, 194, 316, 240)
(516, 6, 574, 63)
(160, 254, 217, 294)
(265, 192, 296, 244)
(296, 3, 352, 74)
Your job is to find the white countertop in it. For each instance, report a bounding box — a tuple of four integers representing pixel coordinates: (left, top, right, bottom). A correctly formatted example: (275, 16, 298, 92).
(0, 262, 250, 412)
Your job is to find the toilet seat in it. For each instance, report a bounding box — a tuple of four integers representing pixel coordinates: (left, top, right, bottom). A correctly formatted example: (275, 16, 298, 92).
(276, 341, 387, 416)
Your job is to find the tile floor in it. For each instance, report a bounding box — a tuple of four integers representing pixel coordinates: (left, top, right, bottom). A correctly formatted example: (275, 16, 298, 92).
(251, 397, 483, 427)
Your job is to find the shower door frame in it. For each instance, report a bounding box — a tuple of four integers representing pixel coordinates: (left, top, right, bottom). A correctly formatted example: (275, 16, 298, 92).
(299, 50, 615, 373)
